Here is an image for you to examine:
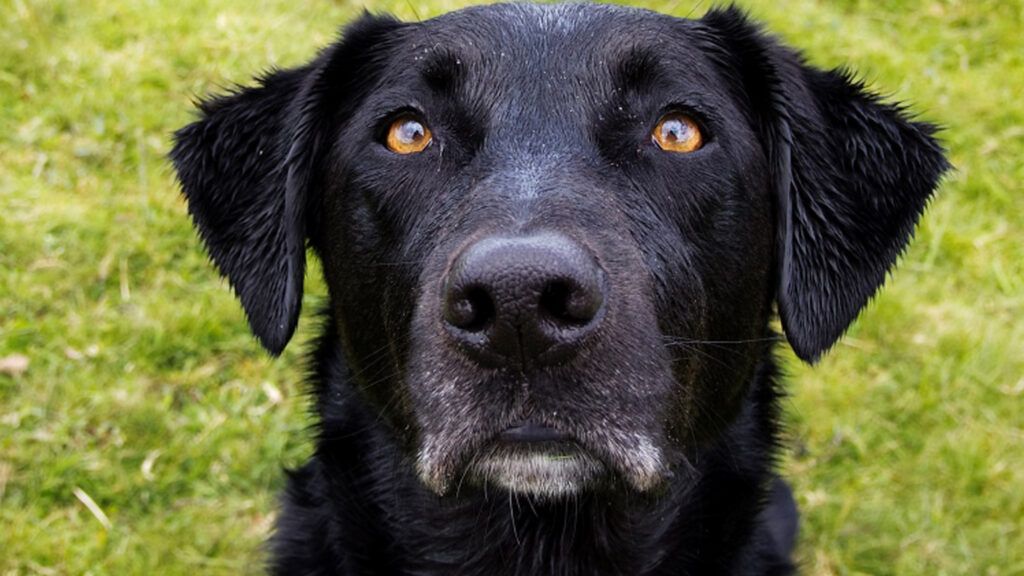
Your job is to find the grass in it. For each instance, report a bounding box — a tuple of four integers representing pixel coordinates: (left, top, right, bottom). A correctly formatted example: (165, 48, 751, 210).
(0, 0, 1021, 573)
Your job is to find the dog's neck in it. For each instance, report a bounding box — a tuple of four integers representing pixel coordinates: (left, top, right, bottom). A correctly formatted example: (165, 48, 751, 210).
(274, 326, 788, 575)
(392, 483, 685, 575)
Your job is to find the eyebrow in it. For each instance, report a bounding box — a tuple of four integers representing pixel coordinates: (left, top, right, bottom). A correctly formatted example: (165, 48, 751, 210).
(421, 50, 466, 94)
(614, 47, 664, 93)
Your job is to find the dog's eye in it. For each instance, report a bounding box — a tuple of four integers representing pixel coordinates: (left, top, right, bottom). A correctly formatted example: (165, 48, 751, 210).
(386, 115, 433, 154)
(651, 113, 703, 153)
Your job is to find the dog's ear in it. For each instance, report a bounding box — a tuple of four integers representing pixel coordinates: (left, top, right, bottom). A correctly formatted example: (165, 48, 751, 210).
(700, 8, 949, 363)
(171, 67, 312, 355)
(171, 15, 401, 355)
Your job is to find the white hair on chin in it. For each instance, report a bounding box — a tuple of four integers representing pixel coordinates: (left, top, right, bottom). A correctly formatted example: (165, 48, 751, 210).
(468, 449, 605, 499)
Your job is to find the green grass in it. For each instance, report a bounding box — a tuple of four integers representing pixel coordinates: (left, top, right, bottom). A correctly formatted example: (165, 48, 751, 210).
(1, 0, 1021, 573)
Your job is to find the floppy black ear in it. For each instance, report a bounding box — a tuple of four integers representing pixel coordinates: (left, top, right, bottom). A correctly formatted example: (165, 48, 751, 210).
(171, 67, 312, 355)
(171, 15, 402, 355)
(701, 8, 950, 363)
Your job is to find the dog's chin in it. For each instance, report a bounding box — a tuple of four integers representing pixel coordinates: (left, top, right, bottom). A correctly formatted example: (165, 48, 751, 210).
(467, 443, 605, 499)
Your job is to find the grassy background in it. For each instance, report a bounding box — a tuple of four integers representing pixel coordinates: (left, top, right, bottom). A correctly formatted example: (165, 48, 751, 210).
(1, 0, 1021, 573)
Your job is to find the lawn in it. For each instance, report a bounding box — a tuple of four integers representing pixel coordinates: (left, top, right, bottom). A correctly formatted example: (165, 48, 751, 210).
(1, 0, 1021, 573)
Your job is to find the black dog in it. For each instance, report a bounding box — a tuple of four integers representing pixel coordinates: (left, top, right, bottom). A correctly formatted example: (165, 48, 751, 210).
(171, 3, 947, 574)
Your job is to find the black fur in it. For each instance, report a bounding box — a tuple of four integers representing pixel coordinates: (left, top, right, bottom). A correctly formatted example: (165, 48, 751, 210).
(171, 4, 947, 575)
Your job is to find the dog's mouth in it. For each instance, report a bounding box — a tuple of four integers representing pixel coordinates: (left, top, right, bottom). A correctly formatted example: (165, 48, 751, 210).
(416, 404, 672, 498)
(464, 421, 606, 498)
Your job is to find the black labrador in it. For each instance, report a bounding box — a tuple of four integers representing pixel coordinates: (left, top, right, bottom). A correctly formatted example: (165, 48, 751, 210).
(171, 3, 947, 574)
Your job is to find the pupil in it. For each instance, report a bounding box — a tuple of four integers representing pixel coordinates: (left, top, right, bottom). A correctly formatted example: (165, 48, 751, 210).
(664, 120, 684, 143)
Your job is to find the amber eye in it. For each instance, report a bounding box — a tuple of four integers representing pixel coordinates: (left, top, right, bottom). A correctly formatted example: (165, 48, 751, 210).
(651, 112, 703, 153)
(386, 115, 432, 154)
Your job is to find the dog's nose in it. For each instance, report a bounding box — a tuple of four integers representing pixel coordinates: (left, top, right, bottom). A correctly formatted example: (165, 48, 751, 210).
(442, 232, 607, 368)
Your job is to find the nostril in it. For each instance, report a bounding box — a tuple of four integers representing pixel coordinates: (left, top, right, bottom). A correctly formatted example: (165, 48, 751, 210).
(539, 278, 604, 326)
(445, 285, 495, 332)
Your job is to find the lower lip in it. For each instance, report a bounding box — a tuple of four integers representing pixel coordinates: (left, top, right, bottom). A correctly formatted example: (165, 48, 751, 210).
(495, 439, 580, 456)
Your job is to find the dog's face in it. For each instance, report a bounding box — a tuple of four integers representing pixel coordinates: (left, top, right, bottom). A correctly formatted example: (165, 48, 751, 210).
(172, 4, 946, 499)
(320, 6, 778, 496)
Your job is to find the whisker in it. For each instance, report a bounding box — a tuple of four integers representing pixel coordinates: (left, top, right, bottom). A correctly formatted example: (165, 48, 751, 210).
(509, 489, 522, 547)
(668, 342, 737, 371)
(661, 335, 783, 346)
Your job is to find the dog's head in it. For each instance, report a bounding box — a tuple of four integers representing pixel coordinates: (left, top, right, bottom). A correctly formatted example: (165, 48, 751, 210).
(172, 4, 947, 499)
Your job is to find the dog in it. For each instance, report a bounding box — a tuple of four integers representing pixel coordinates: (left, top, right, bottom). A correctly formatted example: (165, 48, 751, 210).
(171, 3, 948, 574)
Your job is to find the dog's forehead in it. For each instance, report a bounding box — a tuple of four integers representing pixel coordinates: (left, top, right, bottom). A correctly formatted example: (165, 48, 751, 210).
(387, 3, 717, 96)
